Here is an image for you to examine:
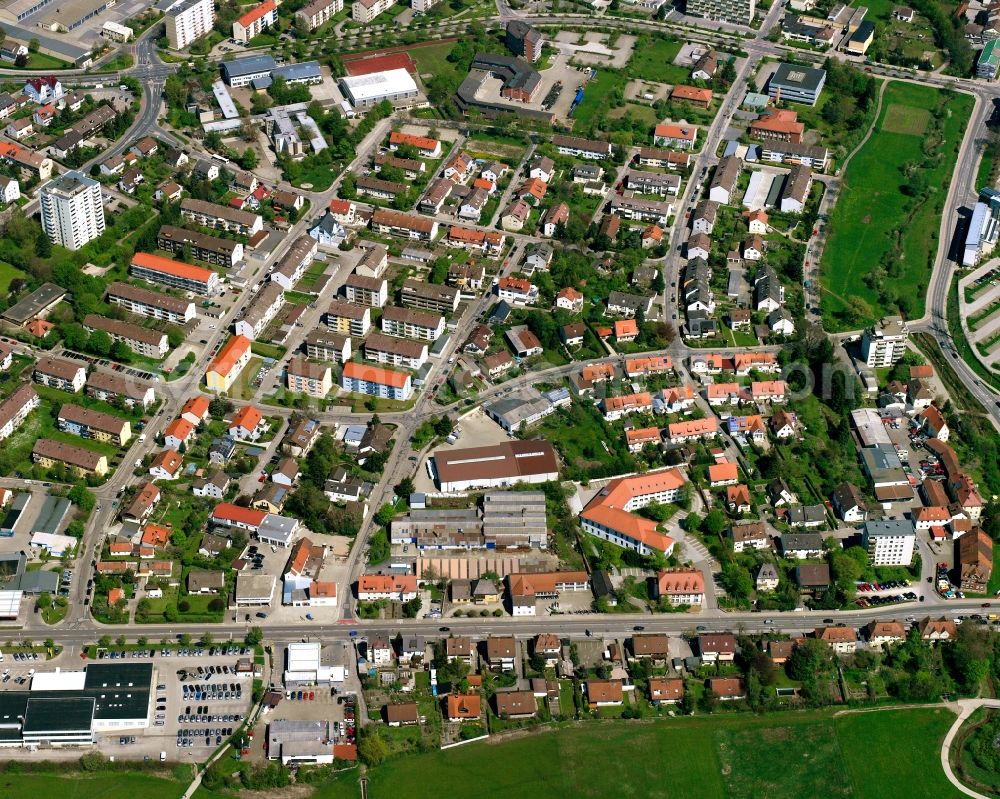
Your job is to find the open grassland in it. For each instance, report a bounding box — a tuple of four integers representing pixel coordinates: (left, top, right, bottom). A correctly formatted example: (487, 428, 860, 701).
(12, 708, 956, 799)
(821, 82, 973, 329)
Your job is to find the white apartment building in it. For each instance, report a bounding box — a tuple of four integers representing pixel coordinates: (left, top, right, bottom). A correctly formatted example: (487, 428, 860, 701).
(39, 171, 105, 251)
(164, 0, 215, 49)
(352, 0, 395, 23)
(412, 0, 437, 10)
(296, 0, 343, 29)
(862, 315, 909, 368)
(862, 520, 915, 567)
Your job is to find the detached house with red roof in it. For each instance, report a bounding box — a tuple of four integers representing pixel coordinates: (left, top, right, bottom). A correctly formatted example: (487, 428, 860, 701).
(164, 417, 196, 450)
(653, 122, 697, 149)
(229, 405, 267, 441)
(149, 449, 183, 481)
(654, 568, 705, 605)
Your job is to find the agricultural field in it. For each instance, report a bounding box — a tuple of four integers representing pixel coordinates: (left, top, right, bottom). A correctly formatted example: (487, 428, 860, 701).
(820, 81, 973, 329)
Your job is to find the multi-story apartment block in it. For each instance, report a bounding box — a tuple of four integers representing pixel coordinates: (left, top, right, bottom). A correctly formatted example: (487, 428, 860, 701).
(39, 171, 105, 251)
(286, 358, 333, 398)
(325, 299, 370, 337)
(180, 198, 262, 236)
(296, 0, 343, 29)
(82, 315, 169, 359)
(352, 0, 394, 23)
(341, 361, 412, 400)
(862, 519, 915, 566)
(32, 438, 108, 477)
(164, 0, 215, 49)
(380, 306, 445, 341)
(0, 383, 39, 441)
(370, 208, 437, 241)
(862, 315, 909, 367)
(234, 282, 284, 340)
(206, 335, 252, 392)
(106, 281, 195, 324)
(400, 279, 460, 314)
(232, 0, 276, 44)
(130, 252, 221, 295)
(363, 332, 428, 370)
(86, 370, 155, 409)
(343, 274, 388, 308)
(156, 225, 243, 267)
(271, 235, 317, 291)
(304, 329, 351, 363)
(34, 356, 86, 392)
(57, 403, 131, 446)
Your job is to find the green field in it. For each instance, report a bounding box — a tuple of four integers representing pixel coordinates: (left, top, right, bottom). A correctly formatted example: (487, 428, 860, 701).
(0, 262, 26, 295)
(409, 42, 461, 81)
(572, 70, 629, 130)
(4, 708, 956, 799)
(820, 82, 973, 330)
(362, 708, 955, 799)
(626, 37, 690, 85)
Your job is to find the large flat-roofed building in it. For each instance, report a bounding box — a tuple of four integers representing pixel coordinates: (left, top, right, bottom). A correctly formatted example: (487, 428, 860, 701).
(339, 69, 419, 109)
(157, 224, 243, 267)
(0, 662, 152, 747)
(220, 54, 276, 87)
(432, 440, 559, 492)
(106, 281, 195, 323)
(180, 198, 262, 236)
(685, 0, 755, 23)
(39, 171, 105, 251)
(767, 62, 827, 105)
(130, 252, 221, 295)
(164, 0, 215, 49)
(1, 282, 66, 326)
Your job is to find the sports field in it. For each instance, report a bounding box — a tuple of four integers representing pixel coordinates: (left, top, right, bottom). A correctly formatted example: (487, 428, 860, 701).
(820, 81, 973, 330)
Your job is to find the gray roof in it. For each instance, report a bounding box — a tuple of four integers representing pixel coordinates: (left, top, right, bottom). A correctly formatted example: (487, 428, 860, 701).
(221, 55, 276, 79)
(864, 519, 915, 538)
(781, 532, 824, 551)
(769, 62, 826, 92)
(273, 62, 322, 82)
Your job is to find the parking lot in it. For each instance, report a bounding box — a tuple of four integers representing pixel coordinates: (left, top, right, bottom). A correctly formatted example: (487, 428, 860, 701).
(94, 646, 255, 761)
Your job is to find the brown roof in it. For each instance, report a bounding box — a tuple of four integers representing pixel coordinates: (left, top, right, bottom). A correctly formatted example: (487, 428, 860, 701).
(446, 693, 481, 719)
(708, 677, 745, 698)
(33, 438, 103, 470)
(631, 633, 670, 657)
(486, 635, 517, 660)
(35, 356, 85, 382)
(648, 678, 684, 702)
(434, 440, 557, 485)
(698, 633, 736, 655)
(585, 679, 623, 703)
(84, 314, 166, 347)
(816, 626, 856, 644)
(58, 403, 127, 436)
(385, 702, 418, 724)
(494, 690, 537, 717)
(445, 636, 472, 658)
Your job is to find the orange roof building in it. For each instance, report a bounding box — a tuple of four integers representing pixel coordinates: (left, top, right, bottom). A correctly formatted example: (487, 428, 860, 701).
(389, 131, 441, 158)
(181, 396, 210, 425)
(341, 361, 413, 400)
(206, 335, 252, 392)
(149, 449, 182, 479)
(446, 693, 481, 721)
(614, 319, 639, 340)
(229, 405, 264, 438)
(708, 461, 739, 486)
(142, 524, 171, 547)
(580, 469, 684, 555)
(671, 85, 713, 107)
(655, 568, 706, 605)
(108, 588, 124, 605)
(131, 251, 220, 294)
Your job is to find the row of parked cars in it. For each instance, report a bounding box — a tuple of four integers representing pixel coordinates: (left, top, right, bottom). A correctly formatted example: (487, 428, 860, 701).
(183, 682, 243, 701)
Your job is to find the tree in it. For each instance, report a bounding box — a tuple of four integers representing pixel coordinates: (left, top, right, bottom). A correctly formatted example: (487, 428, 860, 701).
(28, 38, 39, 53)
(34, 231, 51, 257)
(702, 509, 727, 537)
(179, 633, 191, 646)
(69, 484, 95, 512)
(239, 148, 257, 170)
(357, 728, 389, 766)
(98, 635, 111, 648)
(246, 626, 263, 646)
(36, 592, 51, 610)
(375, 503, 395, 527)
(88, 330, 113, 357)
(395, 476, 415, 497)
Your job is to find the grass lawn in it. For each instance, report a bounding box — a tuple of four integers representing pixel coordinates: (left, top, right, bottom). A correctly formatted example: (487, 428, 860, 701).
(572, 70, 629, 130)
(820, 81, 973, 330)
(626, 37, 690, 85)
(15, 52, 72, 70)
(0, 771, 196, 799)
(228, 357, 264, 401)
(362, 707, 953, 799)
(409, 42, 462, 83)
(0, 262, 26, 295)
